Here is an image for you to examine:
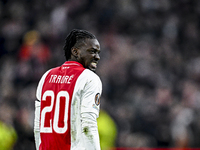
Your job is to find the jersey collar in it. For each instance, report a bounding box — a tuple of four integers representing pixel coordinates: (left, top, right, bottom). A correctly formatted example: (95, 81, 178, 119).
(63, 61, 83, 67)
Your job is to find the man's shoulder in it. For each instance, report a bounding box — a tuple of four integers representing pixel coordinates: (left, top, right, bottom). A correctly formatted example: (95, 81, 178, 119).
(83, 69, 100, 80)
(80, 69, 102, 86)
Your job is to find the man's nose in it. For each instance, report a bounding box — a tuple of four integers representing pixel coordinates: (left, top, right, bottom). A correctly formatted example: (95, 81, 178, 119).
(95, 53, 100, 60)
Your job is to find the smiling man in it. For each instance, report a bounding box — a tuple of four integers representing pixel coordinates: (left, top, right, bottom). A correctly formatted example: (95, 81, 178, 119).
(34, 29, 102, 150)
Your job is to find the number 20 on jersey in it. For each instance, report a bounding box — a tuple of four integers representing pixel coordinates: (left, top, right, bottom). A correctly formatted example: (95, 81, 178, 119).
(40, 90, 70, 134)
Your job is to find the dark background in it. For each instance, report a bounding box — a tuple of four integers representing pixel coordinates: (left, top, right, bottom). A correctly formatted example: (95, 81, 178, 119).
(1, 0, 200, 149)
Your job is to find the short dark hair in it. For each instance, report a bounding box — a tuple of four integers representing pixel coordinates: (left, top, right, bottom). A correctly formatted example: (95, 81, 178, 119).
(63, 29, 96, 60)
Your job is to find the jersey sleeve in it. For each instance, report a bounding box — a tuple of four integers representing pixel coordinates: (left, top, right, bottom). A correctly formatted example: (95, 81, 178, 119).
(34, 100, 41, 150)
(34, 69, 51, 150)
(80, 70, 102, 150)
(81, 70, 102, 116)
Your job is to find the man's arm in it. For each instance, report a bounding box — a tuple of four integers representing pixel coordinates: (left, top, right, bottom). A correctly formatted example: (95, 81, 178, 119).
(34, 70, 51, 150)
(80, 70, 102, 150)
(81, 112, 100, 150)
(34, 100, 41, 150)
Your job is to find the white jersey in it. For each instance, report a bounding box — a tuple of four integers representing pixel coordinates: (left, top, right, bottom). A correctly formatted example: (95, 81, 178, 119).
(34, 61, 102, 150)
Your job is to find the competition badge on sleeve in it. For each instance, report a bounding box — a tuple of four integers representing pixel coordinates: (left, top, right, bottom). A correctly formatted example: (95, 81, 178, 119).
(95, 93, 100, 106)
(92, 93, 101, 111)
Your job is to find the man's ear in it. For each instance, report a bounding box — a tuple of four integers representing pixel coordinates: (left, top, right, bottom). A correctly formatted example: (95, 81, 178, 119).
(71, 47, 79, 58)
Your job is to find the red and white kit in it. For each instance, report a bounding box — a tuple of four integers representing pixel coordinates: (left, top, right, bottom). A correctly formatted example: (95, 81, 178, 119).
(34, 61, 102, 150)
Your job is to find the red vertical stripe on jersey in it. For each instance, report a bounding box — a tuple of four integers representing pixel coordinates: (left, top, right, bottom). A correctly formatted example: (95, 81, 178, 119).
(39, 62, 85, 150)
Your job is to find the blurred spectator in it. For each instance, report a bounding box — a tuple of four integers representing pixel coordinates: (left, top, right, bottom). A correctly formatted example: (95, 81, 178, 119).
(16, 30, 51, 85)
(19, 30, 50, 63)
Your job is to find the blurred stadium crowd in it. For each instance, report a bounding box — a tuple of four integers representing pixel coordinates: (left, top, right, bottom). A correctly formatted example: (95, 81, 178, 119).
(1, 0, 200, 149)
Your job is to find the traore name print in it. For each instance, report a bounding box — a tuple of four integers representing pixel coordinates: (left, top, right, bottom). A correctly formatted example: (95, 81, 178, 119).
(49, 74, 74, 84)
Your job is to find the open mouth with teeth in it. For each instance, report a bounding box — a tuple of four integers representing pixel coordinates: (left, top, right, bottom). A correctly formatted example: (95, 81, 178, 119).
(91, 62, 97, 68)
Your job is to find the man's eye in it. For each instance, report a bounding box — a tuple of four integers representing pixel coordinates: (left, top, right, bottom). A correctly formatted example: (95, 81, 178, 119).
(90, 50, 95, 53)
(89, 49, 100, 54)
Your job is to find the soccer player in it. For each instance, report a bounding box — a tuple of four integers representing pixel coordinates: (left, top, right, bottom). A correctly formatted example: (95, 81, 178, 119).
(34, 29, 102, 150)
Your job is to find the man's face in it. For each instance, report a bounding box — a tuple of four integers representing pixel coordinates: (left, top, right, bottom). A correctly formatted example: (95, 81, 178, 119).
(77, 38, 100, 72)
